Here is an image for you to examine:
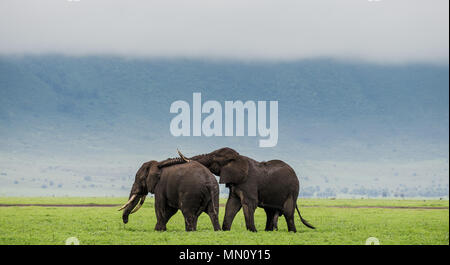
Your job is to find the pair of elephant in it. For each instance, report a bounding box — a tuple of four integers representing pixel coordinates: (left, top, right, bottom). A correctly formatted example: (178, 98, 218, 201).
(118, 147, 315, 232)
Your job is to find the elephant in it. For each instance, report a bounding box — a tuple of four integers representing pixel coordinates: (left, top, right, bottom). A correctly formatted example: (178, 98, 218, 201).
(176, 147, 315, 232)
(118, 157, 220, 231)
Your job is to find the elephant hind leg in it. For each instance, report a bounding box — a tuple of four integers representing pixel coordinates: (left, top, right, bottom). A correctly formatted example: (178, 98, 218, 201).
(273, 211, 279, 231)
(206, 201, 221, 231)
(182, 211, 199, 231)
(283, 197, 297, 233)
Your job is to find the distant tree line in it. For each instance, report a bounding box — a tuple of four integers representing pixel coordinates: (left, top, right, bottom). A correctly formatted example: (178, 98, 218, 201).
(300, 184, 449, 198)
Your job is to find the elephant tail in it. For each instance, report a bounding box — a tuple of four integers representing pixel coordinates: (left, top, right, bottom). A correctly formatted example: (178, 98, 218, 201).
(295, 204, 315, 229)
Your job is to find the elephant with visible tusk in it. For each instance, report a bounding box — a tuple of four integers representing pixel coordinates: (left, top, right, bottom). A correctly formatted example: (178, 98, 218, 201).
(176, 147, 315, 232)
(118, 157, 220, 231)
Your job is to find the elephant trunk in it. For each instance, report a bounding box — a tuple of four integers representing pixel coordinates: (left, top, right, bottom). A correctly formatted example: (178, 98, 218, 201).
(120, 194, 141, 224)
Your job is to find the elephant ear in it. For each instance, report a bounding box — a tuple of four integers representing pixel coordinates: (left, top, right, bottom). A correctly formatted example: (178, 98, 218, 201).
(219, 157, 249, 185)
(146, 163, 161, 194)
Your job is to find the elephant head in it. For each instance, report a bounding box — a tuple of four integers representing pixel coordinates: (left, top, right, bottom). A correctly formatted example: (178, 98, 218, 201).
(118, 160, 160, 224)
(178, 147, 249, 185)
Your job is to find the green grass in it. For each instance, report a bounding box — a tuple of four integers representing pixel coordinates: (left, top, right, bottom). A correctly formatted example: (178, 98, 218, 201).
(0, 197, 448, 245)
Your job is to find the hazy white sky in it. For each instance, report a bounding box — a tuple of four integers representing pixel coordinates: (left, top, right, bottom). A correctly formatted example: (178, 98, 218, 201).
(0, 0, 448, 63)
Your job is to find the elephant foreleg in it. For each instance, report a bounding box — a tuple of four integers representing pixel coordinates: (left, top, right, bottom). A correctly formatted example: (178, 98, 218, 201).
(222, 194, 242, 231)
(264, 208, 275, 231)
(264, 208, 279, 231)
(155, 206, 177, 231)
(235, 189, 257, 232)
(242, 202, 257, 232)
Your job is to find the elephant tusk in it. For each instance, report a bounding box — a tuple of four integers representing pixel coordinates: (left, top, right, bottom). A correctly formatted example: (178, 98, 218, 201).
(118, 194, 137, 211)
(177, 149, 190, 162)
(130, 195, 146, 214)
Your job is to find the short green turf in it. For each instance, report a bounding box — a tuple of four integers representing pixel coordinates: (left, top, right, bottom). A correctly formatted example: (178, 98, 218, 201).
(0, 198, 448, 245)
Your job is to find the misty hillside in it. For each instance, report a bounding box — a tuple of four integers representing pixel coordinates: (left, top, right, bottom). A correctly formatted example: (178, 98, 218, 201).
(1, 56, 448, 123)
(0, 56, 448, 197)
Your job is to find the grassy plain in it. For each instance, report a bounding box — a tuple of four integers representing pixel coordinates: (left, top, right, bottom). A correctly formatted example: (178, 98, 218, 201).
(0, 197, 448, 245)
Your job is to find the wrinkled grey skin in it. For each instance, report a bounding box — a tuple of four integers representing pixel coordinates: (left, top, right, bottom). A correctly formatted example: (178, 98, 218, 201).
(122, 160, 220, 231)
(177, 147, 315, 232)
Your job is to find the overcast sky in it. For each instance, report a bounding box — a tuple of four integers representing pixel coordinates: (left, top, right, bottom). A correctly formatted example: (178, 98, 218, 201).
(0, 0, 448, 63)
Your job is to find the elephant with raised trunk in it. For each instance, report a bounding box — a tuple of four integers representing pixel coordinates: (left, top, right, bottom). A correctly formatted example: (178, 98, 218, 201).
(118, 157, 220, 231)
(176, 147, 315, 232)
